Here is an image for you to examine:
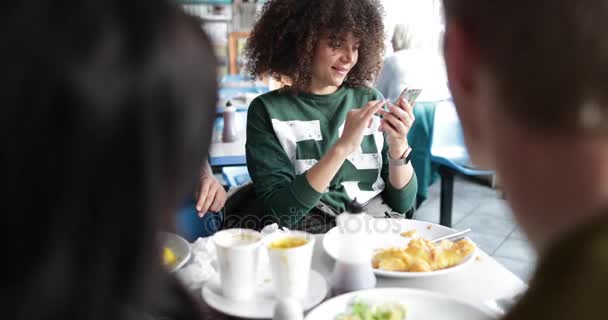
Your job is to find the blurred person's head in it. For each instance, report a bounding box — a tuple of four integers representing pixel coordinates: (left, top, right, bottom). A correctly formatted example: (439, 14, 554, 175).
(391, 24, 413, 52)
(1, 1, 217, 319)
(442, 0, 608, 250)
(245, 0, 385, 93)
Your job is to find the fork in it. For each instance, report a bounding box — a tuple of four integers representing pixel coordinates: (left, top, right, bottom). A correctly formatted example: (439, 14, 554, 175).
(431, 228, 472, 243)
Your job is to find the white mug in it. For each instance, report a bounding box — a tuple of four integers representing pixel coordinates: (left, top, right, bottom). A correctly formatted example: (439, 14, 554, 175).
(265, 231, 315, 301)
(213, 228, 262, 301)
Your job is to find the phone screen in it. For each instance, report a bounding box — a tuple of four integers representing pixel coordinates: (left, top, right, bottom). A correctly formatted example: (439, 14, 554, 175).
(380, 87, 423, 117)
(396, 87, 422, 106)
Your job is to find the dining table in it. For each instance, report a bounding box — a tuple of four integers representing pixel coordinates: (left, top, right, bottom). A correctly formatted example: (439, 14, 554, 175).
(191, 233, 527, 319)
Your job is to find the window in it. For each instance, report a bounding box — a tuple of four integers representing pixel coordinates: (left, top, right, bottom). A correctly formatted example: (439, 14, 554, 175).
(381, 0, 444, 55)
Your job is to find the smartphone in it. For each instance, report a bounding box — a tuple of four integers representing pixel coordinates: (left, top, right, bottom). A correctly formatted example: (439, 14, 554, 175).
(396, 86, 423, 106)
(380, 87, 422, 118)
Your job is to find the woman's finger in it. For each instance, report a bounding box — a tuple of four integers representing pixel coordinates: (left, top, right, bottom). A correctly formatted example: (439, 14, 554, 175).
(401, 97, 415, 120)
(387, 104, 410, 124)
(212, 187, 227, 212)
(196, 179, 211, 212)
(359, 100, 380, 116)
(210, 191, 223, 212)
(364, 99, 387, 117)
(398, 96, 413, 112)
(362, 104, 385, 125)
(382, 112, 409, 136)
(200, 183, 218, 214)
(376, 108, 395, 119)
(380, 119, 399, 136)
(380, 106, 413, 129)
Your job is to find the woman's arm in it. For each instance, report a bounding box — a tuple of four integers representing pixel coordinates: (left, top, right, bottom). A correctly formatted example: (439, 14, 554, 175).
(305, 99, 386, 192)
(378, 96, 418, 212)
(195, 158, 227, 215)
(246, 100, 324, 227)
(387, 146, 415, 190)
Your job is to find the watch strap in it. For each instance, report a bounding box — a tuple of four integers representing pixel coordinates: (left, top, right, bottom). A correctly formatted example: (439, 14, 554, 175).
(388, 147, 412, 166)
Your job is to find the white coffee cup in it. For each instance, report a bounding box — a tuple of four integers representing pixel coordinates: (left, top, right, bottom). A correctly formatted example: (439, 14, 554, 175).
(213, 228, 262, 301)
(265, 231, 315, 301)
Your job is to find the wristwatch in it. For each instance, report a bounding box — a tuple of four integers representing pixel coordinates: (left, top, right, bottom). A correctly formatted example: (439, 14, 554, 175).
(388, 147, 413, 166)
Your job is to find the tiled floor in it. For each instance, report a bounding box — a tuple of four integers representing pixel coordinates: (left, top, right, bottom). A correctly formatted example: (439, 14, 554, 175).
(414, 176, 537, 282)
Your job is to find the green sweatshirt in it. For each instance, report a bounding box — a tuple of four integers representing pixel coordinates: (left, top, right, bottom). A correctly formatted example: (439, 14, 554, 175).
(246, 86, 417, 227)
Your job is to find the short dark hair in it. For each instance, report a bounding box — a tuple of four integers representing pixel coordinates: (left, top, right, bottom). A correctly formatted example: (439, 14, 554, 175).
(1, 1, 217, 319)
(245, 0, 385, 90)
(443, 0, 608, 134)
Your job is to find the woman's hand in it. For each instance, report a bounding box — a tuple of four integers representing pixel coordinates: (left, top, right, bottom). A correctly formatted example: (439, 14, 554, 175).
(378, 97, 415, 159)
(195, 175, 227, 216)
(336, 99, 386, 155)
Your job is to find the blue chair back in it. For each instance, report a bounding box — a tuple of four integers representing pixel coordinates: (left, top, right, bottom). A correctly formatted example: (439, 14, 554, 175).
(430, 100, 493, 175)
(221, 165, 251, 189)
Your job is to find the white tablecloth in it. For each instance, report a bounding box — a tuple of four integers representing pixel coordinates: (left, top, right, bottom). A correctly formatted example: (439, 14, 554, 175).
(310, 235, 526, 308)
(182, 233, 527, 313)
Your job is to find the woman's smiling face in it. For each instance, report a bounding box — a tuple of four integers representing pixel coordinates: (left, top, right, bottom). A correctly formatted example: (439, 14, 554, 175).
(309, 32, 360, 94)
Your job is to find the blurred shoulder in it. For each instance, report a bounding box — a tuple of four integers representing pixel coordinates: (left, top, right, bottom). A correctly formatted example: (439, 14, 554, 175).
(248, 89, 289, 113)
(348, 86, 384, 101)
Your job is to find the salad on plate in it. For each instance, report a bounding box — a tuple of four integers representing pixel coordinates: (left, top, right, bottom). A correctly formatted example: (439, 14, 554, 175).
(335, 299, 407, 320)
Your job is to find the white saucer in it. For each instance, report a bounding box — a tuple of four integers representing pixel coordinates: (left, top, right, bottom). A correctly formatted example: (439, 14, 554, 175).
(202, 270, 328, 319)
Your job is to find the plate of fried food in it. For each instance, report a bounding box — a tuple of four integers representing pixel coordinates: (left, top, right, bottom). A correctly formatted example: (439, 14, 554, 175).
(162, 232, 191, 273)
(323, 219, 477, 278)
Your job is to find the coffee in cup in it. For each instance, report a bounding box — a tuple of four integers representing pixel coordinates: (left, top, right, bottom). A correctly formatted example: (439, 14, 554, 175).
(213, 228, 262, 300)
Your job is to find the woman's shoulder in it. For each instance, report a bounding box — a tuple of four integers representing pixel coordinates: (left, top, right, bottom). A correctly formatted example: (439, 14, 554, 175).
(251, 88, 293, 107)
(249, 89, 285, 110)
(346, 86, 385, 101)
(248, 89, 300, 121)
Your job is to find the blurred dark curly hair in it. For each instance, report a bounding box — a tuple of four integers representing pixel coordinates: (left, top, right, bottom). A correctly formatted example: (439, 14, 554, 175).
(245, 0, 385, 90)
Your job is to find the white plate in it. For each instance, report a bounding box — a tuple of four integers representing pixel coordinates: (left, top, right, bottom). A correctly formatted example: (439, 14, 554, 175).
(305, 288, 496, 320)
(162, 232, 191, 273)
(202, 270, 328, 319)
(323, 219, 476, 278)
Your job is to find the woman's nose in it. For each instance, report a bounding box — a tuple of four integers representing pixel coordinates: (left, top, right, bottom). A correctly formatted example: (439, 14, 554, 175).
(340, 49, 354, 63)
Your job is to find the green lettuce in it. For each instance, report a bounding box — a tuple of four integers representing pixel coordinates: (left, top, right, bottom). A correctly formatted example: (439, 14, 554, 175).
(336, 299, 407, 320)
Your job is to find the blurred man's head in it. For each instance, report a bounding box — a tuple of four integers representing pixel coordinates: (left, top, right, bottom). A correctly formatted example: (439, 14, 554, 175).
(391, 24, 413, 52)
(442, 0, 608, 249)
(2, 1, 217, 319)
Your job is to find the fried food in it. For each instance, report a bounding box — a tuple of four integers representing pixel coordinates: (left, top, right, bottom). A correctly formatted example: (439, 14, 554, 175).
(372, 238, 475, 272)
(399, 229, 418, 238)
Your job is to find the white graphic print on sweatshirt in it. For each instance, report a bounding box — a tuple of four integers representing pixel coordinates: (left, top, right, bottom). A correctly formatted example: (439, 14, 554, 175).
(271, 116, 385, 203)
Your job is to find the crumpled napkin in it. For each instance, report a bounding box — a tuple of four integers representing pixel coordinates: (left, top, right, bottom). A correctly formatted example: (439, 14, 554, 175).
(175, 224, 289, 291)
(261, 223, 290, 235)
(175, 237, 217, 291)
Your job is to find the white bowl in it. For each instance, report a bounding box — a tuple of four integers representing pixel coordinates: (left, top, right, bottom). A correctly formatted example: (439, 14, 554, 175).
(162, 232, 191, 272)
(323, 219, 476, 278)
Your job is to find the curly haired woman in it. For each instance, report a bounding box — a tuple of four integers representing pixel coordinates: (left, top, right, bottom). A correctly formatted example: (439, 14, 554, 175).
(241, 0, 417, 233)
